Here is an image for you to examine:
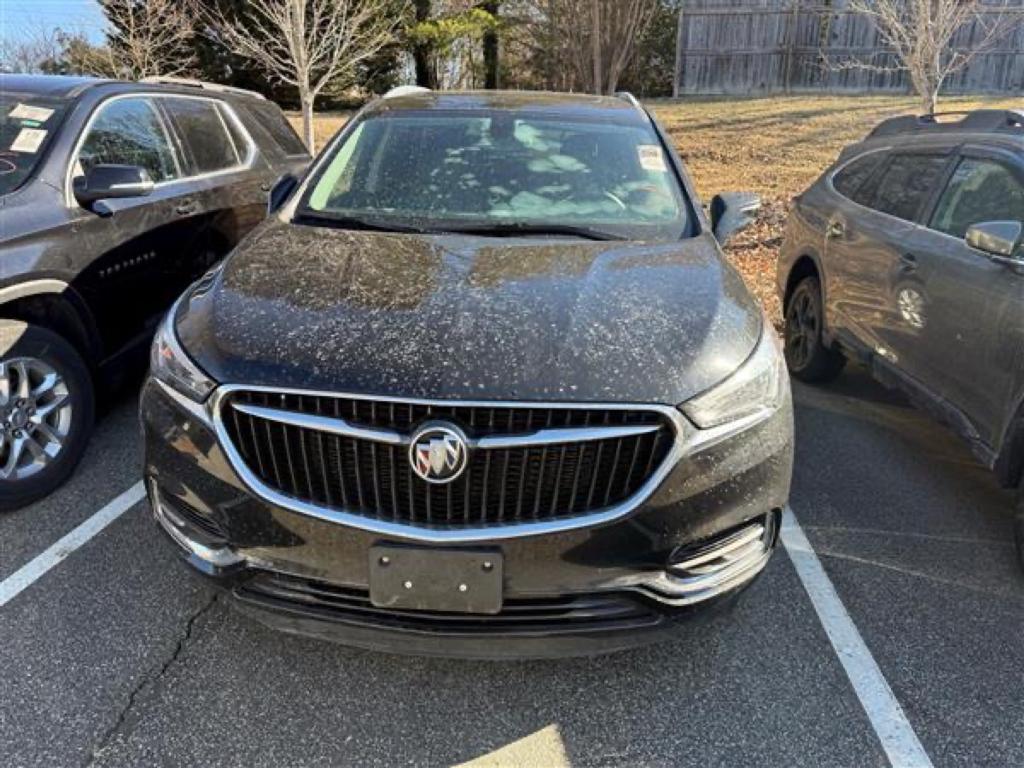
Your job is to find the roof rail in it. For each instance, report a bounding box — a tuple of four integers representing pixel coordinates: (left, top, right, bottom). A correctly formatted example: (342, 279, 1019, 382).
(138, 76, 266, 100)
(868, 109, 1023, 139)
(614, 91, 642, 110)
(383, 85, 431, 99)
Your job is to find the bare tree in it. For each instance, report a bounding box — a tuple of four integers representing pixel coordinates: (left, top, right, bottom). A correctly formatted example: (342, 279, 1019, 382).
(528, 0, 656, 94)
(197, 0, 408, 151)
(98, 0, 199, 79)
(1, 23, 74, 74)
(843, 0, 1024, 114)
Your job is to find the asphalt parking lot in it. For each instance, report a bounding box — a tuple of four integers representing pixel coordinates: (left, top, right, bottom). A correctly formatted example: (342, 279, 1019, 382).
(2, 365, 1022, 768)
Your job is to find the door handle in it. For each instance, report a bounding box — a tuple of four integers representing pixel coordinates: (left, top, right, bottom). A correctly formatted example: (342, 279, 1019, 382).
(826, 220, 845, 239)
(899, 253, 918, 270)
(175, 199, 199, 216)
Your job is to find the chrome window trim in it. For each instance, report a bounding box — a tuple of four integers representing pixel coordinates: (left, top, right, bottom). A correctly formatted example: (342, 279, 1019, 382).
(205, 384, 694, 543)
(64, 92, 257, 207)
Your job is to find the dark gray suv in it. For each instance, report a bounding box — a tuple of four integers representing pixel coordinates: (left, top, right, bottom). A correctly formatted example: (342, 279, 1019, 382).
(0, 75, 309, 508)
(777, 109, 1024, 566)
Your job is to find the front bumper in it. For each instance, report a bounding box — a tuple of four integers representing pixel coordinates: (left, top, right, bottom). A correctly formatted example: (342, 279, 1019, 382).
(142, 378, 793, 658)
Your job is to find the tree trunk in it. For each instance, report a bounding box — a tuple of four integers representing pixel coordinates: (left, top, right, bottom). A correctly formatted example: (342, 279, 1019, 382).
(414, 0, 435, 88)
(300, 89, 315, 152)
(482, 1, 499, 89)
(591, 0, 602, 94)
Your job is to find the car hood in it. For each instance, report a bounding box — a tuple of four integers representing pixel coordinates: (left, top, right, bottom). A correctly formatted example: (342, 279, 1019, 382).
(177, 221, 761, 405)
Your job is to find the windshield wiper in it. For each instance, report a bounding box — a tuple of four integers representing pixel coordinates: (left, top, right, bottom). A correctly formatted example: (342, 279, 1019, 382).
(440, 222, 627, 241)
(294, 212, 434, 235)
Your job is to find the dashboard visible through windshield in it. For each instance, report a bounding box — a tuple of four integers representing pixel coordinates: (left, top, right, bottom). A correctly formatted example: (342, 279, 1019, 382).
(301, 110, 693, 242)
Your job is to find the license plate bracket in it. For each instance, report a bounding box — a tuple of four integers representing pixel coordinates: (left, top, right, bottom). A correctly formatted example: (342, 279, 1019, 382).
(368, 545, 503, 614)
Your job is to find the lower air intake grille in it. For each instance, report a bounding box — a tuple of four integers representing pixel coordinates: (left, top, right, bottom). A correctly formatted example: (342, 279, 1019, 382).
(237, 573, 661, 634)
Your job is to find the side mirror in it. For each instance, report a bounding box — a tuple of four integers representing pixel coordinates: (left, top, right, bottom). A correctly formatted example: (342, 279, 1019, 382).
(710, 191, 761, 245)
(73, 164, 153, 212)
(966, 221, 1023, 266)
(268, 173, 298, 215)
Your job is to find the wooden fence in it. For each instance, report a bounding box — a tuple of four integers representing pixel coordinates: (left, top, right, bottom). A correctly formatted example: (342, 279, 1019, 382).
(672, 0, 1024, 95)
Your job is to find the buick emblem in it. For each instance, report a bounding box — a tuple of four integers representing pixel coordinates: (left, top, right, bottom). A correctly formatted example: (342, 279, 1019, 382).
(409, 422, 469, 484)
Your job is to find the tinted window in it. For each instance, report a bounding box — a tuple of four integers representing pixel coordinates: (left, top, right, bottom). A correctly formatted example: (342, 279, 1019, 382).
(870, 154, 949, 221)
(303, 112, 690, 241)
(245, 100, 307, 156)
(931, 158, 1024, 239)
(77, 98, 177, 182)
(163, 97, 241, 174)
(833, 153, 881, 202)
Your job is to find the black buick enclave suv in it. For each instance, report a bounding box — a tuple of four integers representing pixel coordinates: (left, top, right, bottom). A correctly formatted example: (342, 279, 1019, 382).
(142, 89, 794, 657)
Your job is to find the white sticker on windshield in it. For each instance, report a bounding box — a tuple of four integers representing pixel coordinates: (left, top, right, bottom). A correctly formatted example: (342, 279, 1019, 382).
(9, 103, 54, 123)
(638, 144, 667, 172)
(10, 128, 47, 154)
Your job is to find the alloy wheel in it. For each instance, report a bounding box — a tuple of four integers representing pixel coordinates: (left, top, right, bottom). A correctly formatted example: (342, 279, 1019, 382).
(0, 358, 73, 482)
(785, 291, 819, 370)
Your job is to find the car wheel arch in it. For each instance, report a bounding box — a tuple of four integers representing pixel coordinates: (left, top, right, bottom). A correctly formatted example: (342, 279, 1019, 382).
(784, 255, 824, 313)
(1, 284, 101, 366)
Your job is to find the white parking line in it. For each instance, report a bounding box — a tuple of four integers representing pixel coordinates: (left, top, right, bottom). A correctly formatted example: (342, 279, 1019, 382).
(782, 507, 934, 768)
(0, 481, 146, 608)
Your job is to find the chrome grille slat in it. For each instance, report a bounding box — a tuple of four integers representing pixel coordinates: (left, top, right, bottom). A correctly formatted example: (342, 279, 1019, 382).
(220, 391, 677, 531)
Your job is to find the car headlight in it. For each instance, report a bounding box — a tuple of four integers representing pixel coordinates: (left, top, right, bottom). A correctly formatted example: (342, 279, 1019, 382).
(150, 298, 216, 403)
(680, 322, 787, 429)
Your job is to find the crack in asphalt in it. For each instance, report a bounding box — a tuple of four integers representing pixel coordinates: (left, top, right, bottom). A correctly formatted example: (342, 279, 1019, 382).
(84, 592, 220, 767)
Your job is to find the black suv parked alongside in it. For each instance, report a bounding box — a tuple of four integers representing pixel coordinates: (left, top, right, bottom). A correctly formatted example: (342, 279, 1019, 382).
(777, 109, 1024, 566)
(1, 75, 308, 507)
(141, 89, 794, 657)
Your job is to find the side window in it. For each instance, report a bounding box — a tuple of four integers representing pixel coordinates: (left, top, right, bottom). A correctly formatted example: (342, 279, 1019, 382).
(77, 97, 178, 182)
(870, 153, 949, 222)
(930, 157, 1024, 239)
(162, 97, 244, 175)
(833, 153, 882, 203)
(244, 100, 308, 156)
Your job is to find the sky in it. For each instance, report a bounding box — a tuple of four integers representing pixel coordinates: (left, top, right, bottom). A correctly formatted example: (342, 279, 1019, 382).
(1, 0, 107, 43)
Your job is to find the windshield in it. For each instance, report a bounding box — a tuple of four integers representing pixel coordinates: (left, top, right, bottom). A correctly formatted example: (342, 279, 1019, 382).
(301, 111, 691, 241)
(1, 94, 70, 196)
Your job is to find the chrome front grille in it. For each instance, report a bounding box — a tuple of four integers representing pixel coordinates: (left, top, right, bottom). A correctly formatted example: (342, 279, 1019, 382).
(217, 390, 678, 531)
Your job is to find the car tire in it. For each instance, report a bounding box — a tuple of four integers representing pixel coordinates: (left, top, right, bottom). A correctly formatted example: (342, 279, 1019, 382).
(0, 321, 95, 510)
(783, 277, 845, 383)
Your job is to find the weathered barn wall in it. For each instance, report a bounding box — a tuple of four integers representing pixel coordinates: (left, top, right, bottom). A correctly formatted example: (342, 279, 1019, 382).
(673, 1, 1024, 95)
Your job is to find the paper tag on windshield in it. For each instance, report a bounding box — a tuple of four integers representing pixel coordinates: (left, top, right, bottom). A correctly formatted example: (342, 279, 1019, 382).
(11, 128, 47, 153)
(9, 103, 54, 123)
(638, 144, 667, 172)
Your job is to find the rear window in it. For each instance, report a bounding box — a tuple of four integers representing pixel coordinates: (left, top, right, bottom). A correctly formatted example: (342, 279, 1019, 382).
(869, 154, 949, 222)
(162, 97, 244, 174)
(833, 152, 882, 203)
(244, 100, 308, 156)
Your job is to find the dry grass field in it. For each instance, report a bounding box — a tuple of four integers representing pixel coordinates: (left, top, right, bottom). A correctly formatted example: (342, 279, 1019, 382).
(294, 94, 1021, 323)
